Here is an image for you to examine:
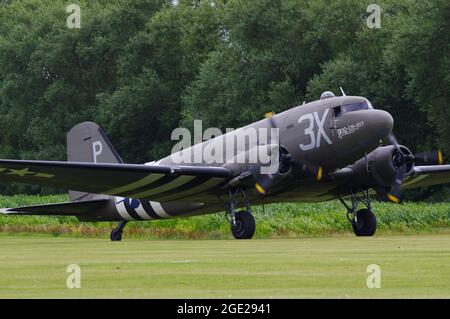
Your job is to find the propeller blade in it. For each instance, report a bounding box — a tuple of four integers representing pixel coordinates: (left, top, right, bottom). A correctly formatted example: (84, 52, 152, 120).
(265, 112, 277, 129)
(387, 165, 406, 204)
(300, 162, 324, 181)
(388, 133, 402, 153)
(414, 150, 444, 166)
(255, 146, 292, 195)
(255, 172, 279, 195)
(255, 161, 324, 195)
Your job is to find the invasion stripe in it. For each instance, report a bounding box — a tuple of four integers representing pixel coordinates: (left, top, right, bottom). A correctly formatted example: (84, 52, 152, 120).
(134, 202, 153, 220)
(141, 201, 162, 219)
(402, 174, 429, 187)
(161, 177, 224, 201)
(124, 198, 145, 221)
(118, 175, 179, 197)
(114, 197, 135, 221)
(104, 173, 164, 195)
(128, 176, 196, 199)
(152, 176, 213, 200)
(150, 202, 171, 218)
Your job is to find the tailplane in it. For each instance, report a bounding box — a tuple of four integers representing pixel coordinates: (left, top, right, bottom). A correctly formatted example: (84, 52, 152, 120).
(0, 199, 109, 216)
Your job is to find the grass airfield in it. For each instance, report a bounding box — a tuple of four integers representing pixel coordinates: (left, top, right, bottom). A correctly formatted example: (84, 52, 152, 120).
(0, 234, 449, 298)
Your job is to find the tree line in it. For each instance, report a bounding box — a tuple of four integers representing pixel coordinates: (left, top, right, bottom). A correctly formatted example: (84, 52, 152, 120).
(0, 0, 449, 199)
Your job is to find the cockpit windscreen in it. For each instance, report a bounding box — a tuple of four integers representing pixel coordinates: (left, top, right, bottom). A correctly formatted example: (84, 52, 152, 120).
(333, 100, 373, 117)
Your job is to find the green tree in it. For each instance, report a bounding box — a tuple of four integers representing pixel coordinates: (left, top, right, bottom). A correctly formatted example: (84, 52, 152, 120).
(97, 0, 222, 162)
(0, 0, 166, 193)
(182, 0, 370, 129)
(385, 0, 450, 155)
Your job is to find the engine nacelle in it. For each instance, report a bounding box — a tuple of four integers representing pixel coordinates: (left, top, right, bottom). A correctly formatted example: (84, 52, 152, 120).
(349, 145, 413, 189)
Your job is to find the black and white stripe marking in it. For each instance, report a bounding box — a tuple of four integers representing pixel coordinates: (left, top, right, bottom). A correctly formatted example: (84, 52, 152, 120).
(104, 170, 224, 202)
(127, 175, 196, 198)
(114, 197, 172, 221)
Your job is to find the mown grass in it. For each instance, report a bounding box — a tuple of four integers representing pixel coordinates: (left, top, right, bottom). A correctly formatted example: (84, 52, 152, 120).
(1, 235, 450, 298)
(0, 195, 449, 239)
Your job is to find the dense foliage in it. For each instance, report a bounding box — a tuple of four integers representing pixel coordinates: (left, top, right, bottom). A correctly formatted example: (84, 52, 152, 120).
(0, 0, 449, 198)
(0, 195, 449, 238)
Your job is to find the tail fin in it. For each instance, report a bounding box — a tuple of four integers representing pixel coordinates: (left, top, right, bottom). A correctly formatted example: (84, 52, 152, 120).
(67, 121, 122, 201)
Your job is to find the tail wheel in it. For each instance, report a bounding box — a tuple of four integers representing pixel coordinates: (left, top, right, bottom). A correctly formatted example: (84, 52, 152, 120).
(231, 211, 256, 239)
(352, 209, 377, 237)
(110, 228, 123, 241)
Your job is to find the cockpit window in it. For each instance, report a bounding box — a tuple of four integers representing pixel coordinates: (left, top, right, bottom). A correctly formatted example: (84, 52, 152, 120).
(342, 102, 369, 113)
(333, 101, 372, 117)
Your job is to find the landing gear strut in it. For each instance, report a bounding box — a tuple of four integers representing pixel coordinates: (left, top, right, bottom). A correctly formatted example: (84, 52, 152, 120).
(110, 220, 127, 241)
(338, 189, 377, 237)
(226, 188, 256, 239)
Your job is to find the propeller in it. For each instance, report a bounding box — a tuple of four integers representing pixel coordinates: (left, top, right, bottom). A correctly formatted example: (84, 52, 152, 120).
(386, 165, 406, 204)
(300, 161, 324, 181)
(386, 133, 444, 203)
(254, 112, 324, 195)
(254, 147, 292, 195)
(413, 150, 444, 166)
(387, 133, 401, 153)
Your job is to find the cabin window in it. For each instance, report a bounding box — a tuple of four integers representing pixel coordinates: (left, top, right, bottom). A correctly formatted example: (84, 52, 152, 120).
(333, 106, 342, 117)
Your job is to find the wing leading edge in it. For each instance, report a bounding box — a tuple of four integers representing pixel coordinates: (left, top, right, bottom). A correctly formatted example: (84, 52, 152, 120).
(0, 160, 232, 202)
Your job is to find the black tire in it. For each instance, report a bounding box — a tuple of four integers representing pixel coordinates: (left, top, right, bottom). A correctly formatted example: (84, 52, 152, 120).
(352, 209, 377, 236)
(110, 228, 123, 241)
(231, 211, 256, 239)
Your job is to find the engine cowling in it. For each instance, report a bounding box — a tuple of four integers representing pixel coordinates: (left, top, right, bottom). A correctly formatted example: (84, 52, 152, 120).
(349, 145, 414, 189)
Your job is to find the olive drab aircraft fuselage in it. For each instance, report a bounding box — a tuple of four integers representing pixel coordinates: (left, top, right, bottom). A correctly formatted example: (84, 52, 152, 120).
(0, 91, 449, 240)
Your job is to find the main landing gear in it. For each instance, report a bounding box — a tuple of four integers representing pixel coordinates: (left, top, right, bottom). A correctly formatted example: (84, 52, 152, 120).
(110, 220, 127, 241)
(226, 188, 256, 239)
(338, 189, 377, 237)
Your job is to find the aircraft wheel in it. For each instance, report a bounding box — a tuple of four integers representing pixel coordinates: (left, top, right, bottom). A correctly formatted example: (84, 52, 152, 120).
(231, 211, 255, 239)
(352, 209, 377, 237)
(110, 228, 123, 241)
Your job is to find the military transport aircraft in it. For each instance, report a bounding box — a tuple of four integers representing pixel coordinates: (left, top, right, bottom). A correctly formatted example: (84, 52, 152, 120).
(0, 91, 449, 241)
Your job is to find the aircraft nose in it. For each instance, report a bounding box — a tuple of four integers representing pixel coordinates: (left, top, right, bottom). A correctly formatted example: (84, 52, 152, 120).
(369, 109, 394, 140)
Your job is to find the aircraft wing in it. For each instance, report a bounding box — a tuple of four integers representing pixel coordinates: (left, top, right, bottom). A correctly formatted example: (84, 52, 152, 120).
(402, 165, 450, 190)
(0, 160, 232, 202)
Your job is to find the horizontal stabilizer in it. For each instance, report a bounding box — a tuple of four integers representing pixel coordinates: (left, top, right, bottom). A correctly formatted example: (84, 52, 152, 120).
(0, 199, 109, 216)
